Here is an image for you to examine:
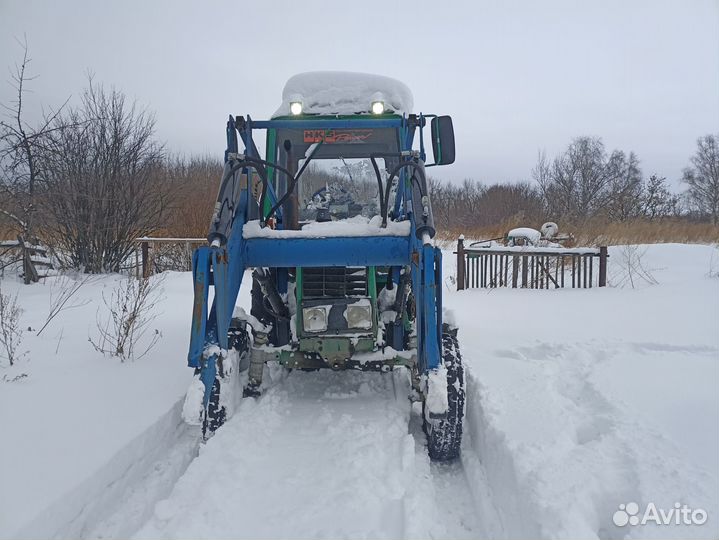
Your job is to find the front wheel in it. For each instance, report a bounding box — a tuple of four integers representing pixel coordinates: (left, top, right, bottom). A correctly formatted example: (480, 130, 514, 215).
(424, 325, 465, 461)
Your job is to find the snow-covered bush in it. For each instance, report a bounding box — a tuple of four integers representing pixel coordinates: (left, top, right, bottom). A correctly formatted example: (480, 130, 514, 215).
(0, 283, 24, 366)
(90, 275, 164, 362)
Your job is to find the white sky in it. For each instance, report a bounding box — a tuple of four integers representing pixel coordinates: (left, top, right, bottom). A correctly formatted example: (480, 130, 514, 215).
(1, 0, 717, 187)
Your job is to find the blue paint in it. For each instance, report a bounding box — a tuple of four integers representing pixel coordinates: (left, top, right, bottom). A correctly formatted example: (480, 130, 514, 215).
(200, 354, 217, 408)
(243, 236, 410, 268)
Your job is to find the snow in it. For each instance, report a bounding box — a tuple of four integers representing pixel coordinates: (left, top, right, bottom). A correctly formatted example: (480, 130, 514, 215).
(425, 365, 449, 415)
(469, 244, 600, 254)
(272, 71, 414, 118)
(0, 272, 196, 539)
(507, 227, 541, 245)
(1, 243, 717, 539)
(445, 242, 719, 539)
(243, 215, 411, 239)
(231, 306, 269, 334)
(181, 376, 205, 425)
(378, 284, 398, 311)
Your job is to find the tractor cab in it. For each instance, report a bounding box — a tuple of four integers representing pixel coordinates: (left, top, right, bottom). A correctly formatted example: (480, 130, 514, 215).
(186, 72, 464, 460)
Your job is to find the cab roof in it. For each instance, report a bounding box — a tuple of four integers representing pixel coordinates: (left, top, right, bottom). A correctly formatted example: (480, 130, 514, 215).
(272, 71, 414, 118)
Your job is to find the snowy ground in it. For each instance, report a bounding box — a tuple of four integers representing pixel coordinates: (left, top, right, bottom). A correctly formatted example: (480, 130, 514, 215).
(0, 243, 717, 539)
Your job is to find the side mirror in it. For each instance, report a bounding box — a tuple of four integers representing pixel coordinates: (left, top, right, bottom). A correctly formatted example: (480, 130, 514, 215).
(430, 115, 455, 165)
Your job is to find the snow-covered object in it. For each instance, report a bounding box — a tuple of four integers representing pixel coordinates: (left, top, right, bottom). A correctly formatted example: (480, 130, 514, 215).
(507, 227, 541, 246)
(425, 366, 449, 415)
(272, 71, 414, 118)
(540, 222, 559, 238)
(243, 215, 411, 239)
(377, 285, 398, 312)
(181, 377, 206, 426)
(232, 306, 270, 334)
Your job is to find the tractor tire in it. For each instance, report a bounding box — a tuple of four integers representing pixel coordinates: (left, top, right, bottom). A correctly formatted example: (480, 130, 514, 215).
(202, 377, 226, 439)
(424, 325, 465, 461)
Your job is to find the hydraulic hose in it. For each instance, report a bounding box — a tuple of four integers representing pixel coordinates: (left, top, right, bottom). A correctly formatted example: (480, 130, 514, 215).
(381, 161, 433, 239)
(264, 143, 320, 226)
(209, 156, 295, 245)
(370, 156, 387, 227)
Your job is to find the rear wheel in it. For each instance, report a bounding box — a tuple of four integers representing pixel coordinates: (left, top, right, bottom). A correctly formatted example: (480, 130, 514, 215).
(424, 325, 465, 461)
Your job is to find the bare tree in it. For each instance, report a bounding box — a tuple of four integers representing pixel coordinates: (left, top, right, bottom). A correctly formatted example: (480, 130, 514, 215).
(640, 174, 678, 219)
(605, 151, 643, 221)
(534, 137, 626, 222)
(164, 155, 222, 237)
(41, 79, 169, 273)
(0, 38, 70, 282)
(477, 182, 545, 227)
(682, 134, 719, 224)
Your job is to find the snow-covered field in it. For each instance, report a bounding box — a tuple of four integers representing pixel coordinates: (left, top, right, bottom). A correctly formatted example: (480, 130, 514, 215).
(0, 243, 717, 539)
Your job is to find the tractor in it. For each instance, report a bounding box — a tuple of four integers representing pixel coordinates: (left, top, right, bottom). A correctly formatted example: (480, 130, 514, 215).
(186, 72, 464, 460)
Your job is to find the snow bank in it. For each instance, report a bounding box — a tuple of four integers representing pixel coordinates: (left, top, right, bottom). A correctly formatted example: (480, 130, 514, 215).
(0, 272, 207, 538)
(272, 71, 414, 118)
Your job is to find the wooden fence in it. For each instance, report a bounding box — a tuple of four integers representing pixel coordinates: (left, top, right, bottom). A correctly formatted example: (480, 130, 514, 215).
(134, 237, 206, 278)
(455, 237, 608, 290)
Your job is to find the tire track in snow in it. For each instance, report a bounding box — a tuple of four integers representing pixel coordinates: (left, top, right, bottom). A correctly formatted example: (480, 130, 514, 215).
(136, 370, 412, 539)
(127, 368, 505, 540)
(405, 384, 502, 540)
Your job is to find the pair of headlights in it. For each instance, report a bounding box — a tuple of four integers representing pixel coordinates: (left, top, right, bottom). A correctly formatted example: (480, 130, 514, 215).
(302, 304, 373, 333)
(289, 101, 385, 116)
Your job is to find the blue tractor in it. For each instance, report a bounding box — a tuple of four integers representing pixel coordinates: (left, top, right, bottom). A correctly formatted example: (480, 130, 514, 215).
(187, 72, 464, 460)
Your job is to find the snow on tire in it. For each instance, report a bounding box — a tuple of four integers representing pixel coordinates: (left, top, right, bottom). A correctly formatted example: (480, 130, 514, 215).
(425, 325, 465, 461)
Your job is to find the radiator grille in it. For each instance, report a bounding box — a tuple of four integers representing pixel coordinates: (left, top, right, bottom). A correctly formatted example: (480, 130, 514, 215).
(302, 267, 367, 298)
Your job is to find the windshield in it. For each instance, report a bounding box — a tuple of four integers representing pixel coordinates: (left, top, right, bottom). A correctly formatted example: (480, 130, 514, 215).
(270, 126, 400, 225)
(298, 158, 386, 222)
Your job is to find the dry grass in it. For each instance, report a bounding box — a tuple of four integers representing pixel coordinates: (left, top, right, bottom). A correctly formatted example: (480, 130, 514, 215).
(436, 219, 719, 247)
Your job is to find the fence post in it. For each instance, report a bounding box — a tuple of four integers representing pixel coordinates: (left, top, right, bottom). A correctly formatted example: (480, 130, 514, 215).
(141, 240, 150, 279)
(598, 246, 608, 287)
(456, 235, 465, 291)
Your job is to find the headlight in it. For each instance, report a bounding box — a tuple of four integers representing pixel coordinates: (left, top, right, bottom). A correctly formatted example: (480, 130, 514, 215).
(346, 304, 372, 330)
(302, 307, 327, 332)
(290, 101, 303, 115)
(371, 101, 385, 115)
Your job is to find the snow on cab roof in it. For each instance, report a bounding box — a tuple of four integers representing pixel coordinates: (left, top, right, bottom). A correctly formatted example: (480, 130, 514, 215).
(272, 71, 414, 118)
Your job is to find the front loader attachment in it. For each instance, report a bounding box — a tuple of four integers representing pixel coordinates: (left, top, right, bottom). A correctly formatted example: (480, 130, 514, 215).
(184, 81, 464, 459)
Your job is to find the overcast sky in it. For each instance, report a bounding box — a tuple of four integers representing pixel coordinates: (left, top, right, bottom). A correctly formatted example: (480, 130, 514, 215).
(1, 0, 717, 187)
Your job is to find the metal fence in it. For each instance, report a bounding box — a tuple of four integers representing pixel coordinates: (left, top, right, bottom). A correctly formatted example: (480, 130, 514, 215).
(455, 237, 608, 290)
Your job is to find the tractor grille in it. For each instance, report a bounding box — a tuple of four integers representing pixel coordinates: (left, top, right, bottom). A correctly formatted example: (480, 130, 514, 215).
(302, 267, 367, 298)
